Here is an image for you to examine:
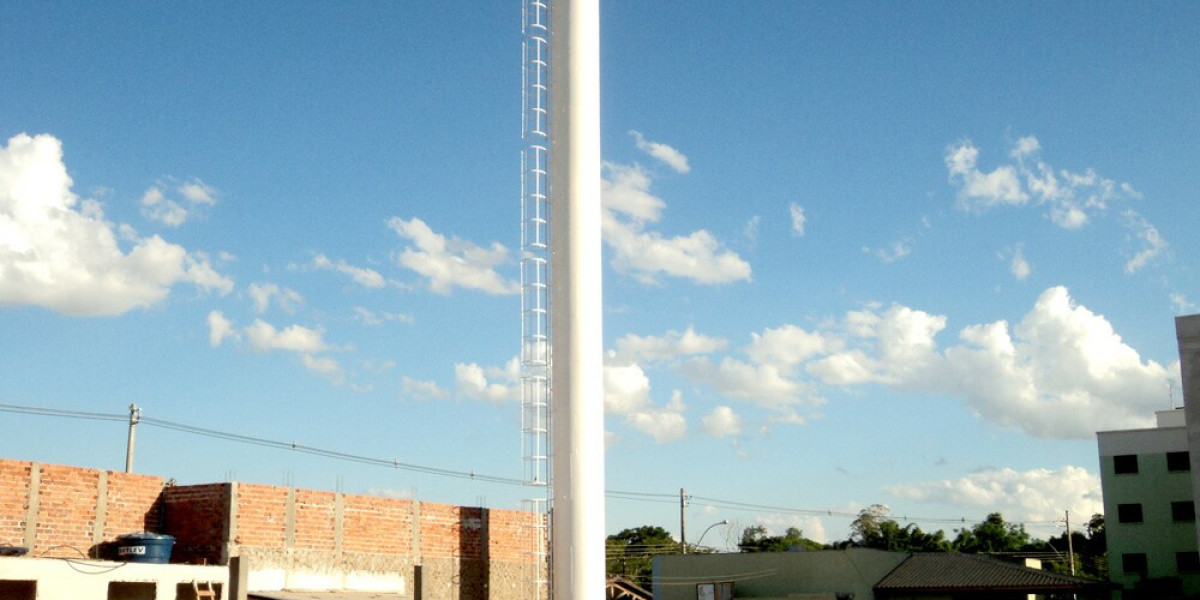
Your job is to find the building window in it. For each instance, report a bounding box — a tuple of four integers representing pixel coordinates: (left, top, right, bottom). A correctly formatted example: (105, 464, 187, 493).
(1173, 501, 1196, 522)
(696, 582, 734, 600)
(1179, 552, 1200, 573)
(1114, 454, 1139, 474)
(1168, 451, 1191, 472)
(1118, 503, 1144, 523)
(1123, 553, 1148, 576)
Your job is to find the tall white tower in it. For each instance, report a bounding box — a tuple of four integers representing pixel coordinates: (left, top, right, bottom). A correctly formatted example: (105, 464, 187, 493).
(522, 1, 605, 599)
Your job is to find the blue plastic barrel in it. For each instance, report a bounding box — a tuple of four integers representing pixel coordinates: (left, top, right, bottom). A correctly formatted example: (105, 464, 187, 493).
(115, 532, 175, 564)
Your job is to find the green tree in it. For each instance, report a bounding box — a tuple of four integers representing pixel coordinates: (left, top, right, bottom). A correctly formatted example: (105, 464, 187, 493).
(953, 513, 1031, 553)
(738, 525, 822, 552)
(845, 504, 951, 552)
(607, 526, 679, 586)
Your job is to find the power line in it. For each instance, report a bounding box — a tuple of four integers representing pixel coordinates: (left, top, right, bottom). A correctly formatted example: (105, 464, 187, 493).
(0, 402, 1082, 532)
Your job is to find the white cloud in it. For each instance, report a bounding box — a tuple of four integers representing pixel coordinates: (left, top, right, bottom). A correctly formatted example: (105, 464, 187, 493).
(789, 203, 806, 237)
(140, 178, 218, 227)
(244, 319, 326, 353)
(388, 217, 519, 295)
(0, 133, 232, 316)
(625, 390, 687, 443)
(141, 187, 188, 227)
(603, 360, 689, 442)
(946, 140, 1027, 210)
(629, 130, 691, 173)
(614, 327, 727, 363)
(313, 254, 387, 289)
(1171, 293, 1198, 315)
(401, 375, 450, 400)
(1009, 245, 1031, 281)
(352, 306, 414, 326)
(806, 287, 1170, 438)
(302, 353, 344, 385)
(949, 136, 1166, 267)
(1122, 209, 1167, 273)
(746, 324, 828, 371)
(248, 282, 303, 314)
(680, 356, 815, 413)
(208, 312, 345, 385)
(602, 162, 751, 285)
(887, 465, 1102, 526)
(178, 179, 217, 205)
(864, 240, 912, 263)
(455, 357, 520, 403)
(742, 216, 761, 246)
(751, 514, 829, 545)
(703, 406, 742, 437)
(206, 310, 237, 347)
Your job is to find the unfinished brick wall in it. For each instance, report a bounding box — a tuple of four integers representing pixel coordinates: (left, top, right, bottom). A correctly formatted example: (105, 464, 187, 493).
(0, 458, 545, 600)
(0, 459, 31, 547)
(0, 459, 164, 558)
(341, 492, 413, 555)
(103, 470, 165, 539)
(163, 483, 230, 565)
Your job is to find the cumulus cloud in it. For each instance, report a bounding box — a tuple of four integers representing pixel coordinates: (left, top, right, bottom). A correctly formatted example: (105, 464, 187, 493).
(747, 324, 829, 370)
(140, 178, 218, 227)
(401, 375, 449, 401)
(789, 203, 806, 237)
(662, 286, 1171, 440)
(946, 136, 1165, 272)
(614, 327, 727, 363)
(312, 254, 387, 289)
(681, 356, 815, 414)
(207, 312, 345, 383)
(244, 319, 326, 353)
(703, 406, 743, 437)
(887, 465, 1102, 526)
(602, 161, 751, 285)
(455, 357, 520, 403)
(1008, 245, 1031, 281)
(946, 141, 1026, 210)
(388, 217, 519, 295)
(603, 359, 689, 442)
(806, 287, 1171, 438)
(207, 310, 237, 347)
(629, 130, 691, 173)
(248, 282, 303, 314)
(0, 133, 232, 316)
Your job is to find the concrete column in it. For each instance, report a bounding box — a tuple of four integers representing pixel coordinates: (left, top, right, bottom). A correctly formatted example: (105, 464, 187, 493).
(285, 488, 296, 548)
(334, 493, 344, 558)
(411, 501, 422, 565)
(1178, 315, 1200, 547)
(92, 470, 109, 549)
(229, 555, 249, 600)
(223, 483, 239, 564)
(23, 463, 40, 550)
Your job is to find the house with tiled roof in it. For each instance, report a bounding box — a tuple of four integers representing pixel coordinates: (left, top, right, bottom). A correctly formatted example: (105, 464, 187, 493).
(874, 552, 1107, 598)
(652, 548, 1107, 600)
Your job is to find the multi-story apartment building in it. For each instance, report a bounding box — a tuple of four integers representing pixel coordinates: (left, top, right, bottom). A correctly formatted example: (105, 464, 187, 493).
(1096, 314, 1200, 597)
(1098, 408, 1200, 594)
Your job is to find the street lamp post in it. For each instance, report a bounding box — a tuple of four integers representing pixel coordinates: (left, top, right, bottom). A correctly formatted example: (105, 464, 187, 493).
(692, 520, 729, 553)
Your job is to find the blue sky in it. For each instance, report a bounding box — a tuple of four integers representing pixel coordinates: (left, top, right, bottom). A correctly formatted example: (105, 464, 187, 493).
(2, 2, 1199, 547)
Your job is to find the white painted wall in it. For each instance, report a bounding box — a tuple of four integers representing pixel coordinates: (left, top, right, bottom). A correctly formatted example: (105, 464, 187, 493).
(0, 556, 226, 600)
